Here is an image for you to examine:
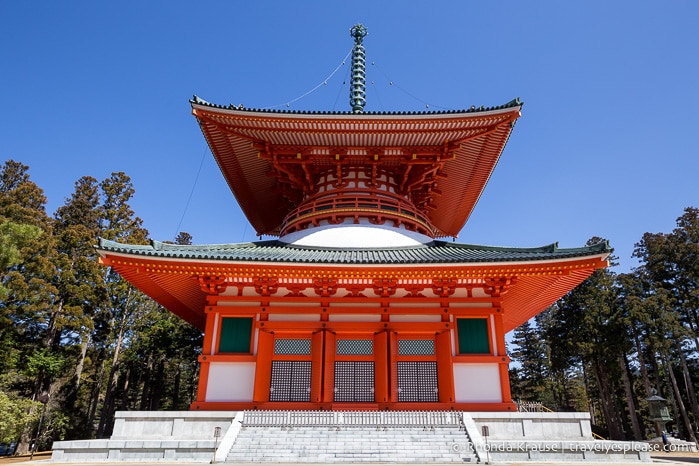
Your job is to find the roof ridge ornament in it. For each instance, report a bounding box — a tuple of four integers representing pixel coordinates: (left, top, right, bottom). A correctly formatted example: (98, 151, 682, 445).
(349, 24, 368, 113)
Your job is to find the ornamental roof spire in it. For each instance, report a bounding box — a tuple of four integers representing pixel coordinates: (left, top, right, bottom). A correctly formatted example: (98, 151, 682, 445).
(349, 24, 368, 113)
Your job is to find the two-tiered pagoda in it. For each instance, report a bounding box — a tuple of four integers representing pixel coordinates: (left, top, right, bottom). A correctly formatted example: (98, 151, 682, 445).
(97, 25, 609, 412)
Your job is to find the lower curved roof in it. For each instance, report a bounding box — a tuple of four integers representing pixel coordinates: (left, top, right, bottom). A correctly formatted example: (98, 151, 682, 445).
(97, 238, 610, 332)
(99, 238, 608, 264)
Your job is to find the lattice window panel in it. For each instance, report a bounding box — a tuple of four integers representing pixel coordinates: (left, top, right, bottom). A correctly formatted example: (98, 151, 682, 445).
(269, 360, 312, 402)
(397, 361, 439, 402)
(334, 361, 375, 402)
(398, 339, 435, 355)
(336, 339, 373, 355)
(274, 339, 312, 355)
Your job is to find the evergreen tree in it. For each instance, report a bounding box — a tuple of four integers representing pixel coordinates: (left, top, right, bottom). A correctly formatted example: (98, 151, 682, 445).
(544, 238, 630, 439)
(0, 160, 62, 453)
(51, 176, 109, 439)
(93, 172, 149, 437)
(634, 207, 699, 441)
(509, 319, 550, 402)
(115, 232, 202, 413)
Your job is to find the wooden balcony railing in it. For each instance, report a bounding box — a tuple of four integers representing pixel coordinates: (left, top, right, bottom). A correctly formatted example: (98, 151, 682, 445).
(281, 191, 435, 237)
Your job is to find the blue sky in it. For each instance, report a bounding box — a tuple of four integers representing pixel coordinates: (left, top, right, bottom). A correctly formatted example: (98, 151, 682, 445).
(1, 1, 697, 272)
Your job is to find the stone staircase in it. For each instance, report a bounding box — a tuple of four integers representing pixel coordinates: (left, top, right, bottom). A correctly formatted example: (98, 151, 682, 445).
(221, 411, 478, 463)
(226, 425, 478, 463)
(51, 410, 653, 463)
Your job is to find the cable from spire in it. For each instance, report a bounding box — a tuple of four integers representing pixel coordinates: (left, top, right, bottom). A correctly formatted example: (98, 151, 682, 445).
(265, 48, 352, 110)
(349, 24, 368, 113)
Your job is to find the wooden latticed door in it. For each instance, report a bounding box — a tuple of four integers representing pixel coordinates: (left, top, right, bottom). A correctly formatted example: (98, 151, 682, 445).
(269, 338, 313, 402)
(333, 338, 375, 402)
(392, 335, 440, 403)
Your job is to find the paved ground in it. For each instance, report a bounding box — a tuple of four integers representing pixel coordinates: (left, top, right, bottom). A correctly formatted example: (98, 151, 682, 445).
(2, 451, 699, 465)
(652, 452, 699, 464)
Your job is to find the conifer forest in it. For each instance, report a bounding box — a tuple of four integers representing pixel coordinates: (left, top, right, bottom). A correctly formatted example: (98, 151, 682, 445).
(1, 158, 698, 451)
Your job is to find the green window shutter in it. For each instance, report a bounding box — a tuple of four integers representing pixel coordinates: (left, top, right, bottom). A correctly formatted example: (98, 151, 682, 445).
(218, 317, 253, 353)
(456, 318, 490, 354)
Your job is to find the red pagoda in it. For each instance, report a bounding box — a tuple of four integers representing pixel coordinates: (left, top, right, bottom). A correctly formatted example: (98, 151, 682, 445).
(96, 24, 609, 412)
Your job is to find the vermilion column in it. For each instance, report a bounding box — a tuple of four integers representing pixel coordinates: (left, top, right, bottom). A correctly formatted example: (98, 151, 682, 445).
(311, 331, 325, 403)
(322, 332, 337, 403)
(493, 312, 513, 404)
(252, 330, 274, 402)
(374, 331, 389, 403)
(435, 330, 455, 404)
(388, 331, 399, 402)
(194, 309, 218, 403)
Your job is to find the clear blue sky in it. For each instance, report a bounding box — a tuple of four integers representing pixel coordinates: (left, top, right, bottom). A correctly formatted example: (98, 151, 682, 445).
(1, 1, 697, 272)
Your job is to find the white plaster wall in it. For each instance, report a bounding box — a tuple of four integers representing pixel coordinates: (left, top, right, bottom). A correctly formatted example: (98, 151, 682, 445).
(206, 362, 256, 402)
(490, 315, 498, 356)
(279, 223, 432, 248)
(453, 363, 502, 402)
(267, 313, 320, 321)
(448, 302, 493, 308)
(389, 314, 442, 322)
(328, 314, 382, 322)
(210, 314, 219, 354)
(389, 301, 439, 308)
(329, 301, 379, 308)
(269, 298, 317, 306)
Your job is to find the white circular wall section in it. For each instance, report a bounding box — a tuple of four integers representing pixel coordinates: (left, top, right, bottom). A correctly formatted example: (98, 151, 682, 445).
(279, 223, 433, 248)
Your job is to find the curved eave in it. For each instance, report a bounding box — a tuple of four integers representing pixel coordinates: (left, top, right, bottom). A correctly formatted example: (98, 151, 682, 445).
(191, 99, 522, 236)
(97, 254, 207, 329)
(500, 267, 600, 332)
(98, 238, 609, 264)
(97, 238, 607, 332)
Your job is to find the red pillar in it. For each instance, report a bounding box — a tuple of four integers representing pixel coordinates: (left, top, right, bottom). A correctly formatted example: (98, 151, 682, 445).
(311, 331, 325, 403)
(436, 330, 455, 404)
(322, 332, 336, 403)
(252, 330, 274, 403)
(374, 331, 389, 403)
(193, 310, 218, 406)
(493, 312, 514, 405)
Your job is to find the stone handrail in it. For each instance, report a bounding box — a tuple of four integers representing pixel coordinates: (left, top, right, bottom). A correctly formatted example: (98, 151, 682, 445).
(242, 410, 462, 428)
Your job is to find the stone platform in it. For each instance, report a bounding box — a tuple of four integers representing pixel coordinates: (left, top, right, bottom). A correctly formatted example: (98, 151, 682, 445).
(50, 410, 653, 463)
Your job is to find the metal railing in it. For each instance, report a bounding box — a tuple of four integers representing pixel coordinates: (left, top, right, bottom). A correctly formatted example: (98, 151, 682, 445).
(516, 401, 553, 413)
(242, 410, 462, 428)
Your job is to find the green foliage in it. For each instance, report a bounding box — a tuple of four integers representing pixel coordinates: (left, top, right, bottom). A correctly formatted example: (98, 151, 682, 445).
(24, 348, 65, 378)
(0, 220, 42, 318)
(0, 390, 40, 444)
(0, 220, 42, 270)
(509, 319, 550, 401)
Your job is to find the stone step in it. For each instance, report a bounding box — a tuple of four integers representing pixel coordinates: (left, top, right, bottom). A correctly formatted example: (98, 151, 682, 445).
(225, 426, 477, 463)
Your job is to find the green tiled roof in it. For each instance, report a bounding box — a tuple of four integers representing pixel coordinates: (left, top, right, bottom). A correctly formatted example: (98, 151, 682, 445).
(97, 238, 610, 265)
(190, 95, 523, 116)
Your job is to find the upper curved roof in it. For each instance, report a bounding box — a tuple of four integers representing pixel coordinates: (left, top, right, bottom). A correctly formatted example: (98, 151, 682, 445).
(191, 97, 522, 237)
(191, 96, 523, 116)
